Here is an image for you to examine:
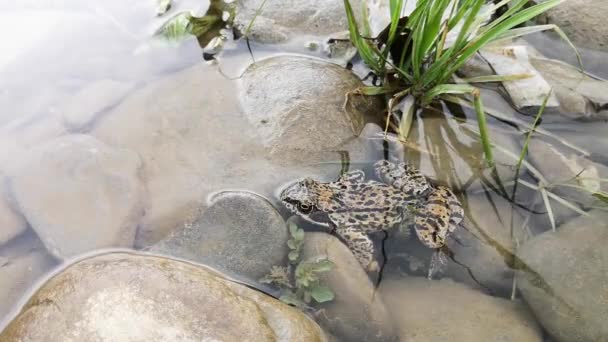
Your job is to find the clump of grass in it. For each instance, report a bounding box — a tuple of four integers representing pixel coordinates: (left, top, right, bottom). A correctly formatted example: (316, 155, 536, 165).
(344, 0, 580, 167)
(260, 223, 335, 309)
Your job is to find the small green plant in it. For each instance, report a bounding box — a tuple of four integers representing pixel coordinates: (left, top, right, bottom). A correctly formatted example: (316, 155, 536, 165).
(155, 0, 235, 49)
(343, 0, 580, 167)
(260, 223, 335, 309)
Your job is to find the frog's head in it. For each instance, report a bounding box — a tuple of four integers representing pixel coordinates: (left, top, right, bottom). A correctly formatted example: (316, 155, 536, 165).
(280, 178, 331, 228)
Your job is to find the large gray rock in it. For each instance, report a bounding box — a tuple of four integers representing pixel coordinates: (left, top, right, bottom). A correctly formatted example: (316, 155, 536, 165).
(234, 0, 363, 43)
(6, 134, 143, 258)
(537, 0, 608, 52)
(151, 191, 288, 280)
(517, 210, 608, 342)
(301, 233, 398, 342)
(379, 276, 543, 341)
(239, 56, 382, 156)
(0, 252, 327, 342)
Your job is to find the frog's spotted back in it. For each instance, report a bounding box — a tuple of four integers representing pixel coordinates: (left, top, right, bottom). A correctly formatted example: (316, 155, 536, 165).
(374, 160, 431, 200)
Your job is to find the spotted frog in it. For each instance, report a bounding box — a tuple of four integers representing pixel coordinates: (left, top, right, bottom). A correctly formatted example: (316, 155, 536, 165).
(280, 160, 464, 275)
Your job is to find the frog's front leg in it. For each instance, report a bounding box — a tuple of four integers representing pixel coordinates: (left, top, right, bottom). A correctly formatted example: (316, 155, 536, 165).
(334, 226, 378, 272)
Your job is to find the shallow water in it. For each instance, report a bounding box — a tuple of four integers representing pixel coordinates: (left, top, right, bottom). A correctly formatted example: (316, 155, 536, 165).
(1, 0, 607, 341)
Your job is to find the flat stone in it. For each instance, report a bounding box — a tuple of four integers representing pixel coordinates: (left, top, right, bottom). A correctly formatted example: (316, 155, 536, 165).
(379, 276, 543, 341)
(517, 210, 608, 342)
(0, 252, 327, 342)
(301, 233, 398, 342)
(239, 56, 382, 156)
(6, 134, 143, 259)
(151, 191, 288, 280)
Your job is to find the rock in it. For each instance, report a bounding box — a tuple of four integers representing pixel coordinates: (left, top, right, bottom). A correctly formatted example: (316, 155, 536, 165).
(90, 62, 374, 247)
(406, 111, 520, 192)
(239, 56, 382, 155)
(529, 57, 608, 121)
(0, 252, 327, 342)
(62, 79, 135, 131)
(0, 234, 56, 319)
(480, 46, 559, 114)
(234, 0, 363, 44)
(151, 191, 288, 281)
(301, 233, 398, 342)
(0, 179, 28, 245)
(528, 137, 608, 208)
(541, 122, 608, 166)
(516, 210, 608, 342)
(6, 134, 143, 259)
(536, 0, 608, 52)
(379, 276, 543, 341)
(444, 192, 525, 295)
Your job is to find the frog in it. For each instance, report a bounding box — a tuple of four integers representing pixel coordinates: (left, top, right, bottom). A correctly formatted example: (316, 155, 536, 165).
(279, 160, 464, 277)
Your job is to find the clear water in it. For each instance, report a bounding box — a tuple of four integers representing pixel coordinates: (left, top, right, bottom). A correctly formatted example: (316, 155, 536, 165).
(0, 1, 607, 341)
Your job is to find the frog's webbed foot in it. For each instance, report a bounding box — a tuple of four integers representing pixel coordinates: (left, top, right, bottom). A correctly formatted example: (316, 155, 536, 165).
(335, 226, 378, 272)
(373, 160, 431, 199)
(427, 248, 448, 280)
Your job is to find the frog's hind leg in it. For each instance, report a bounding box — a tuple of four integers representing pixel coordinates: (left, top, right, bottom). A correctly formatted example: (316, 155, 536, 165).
(335, 226, 378, 272)
(427, 248, 448, 280)
(373, 160, 431, 199)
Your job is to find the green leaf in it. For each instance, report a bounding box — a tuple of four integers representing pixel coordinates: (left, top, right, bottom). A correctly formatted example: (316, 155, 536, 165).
(288, 251, 300, 262)
(155, 12, 192, 41)
(279, 292, 306, 308)
(294, 227, 305, 241)
(287, 239, 297, 250)
(593, 191, 608, 204)
(309, 285, 335, 303)
(310, 259, 334, 273)
(156, 0, 172, 16)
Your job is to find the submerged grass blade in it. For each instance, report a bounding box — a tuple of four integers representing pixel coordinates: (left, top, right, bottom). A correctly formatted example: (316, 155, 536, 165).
(540, 188, 556, 232)
(457, 74, 533, 83)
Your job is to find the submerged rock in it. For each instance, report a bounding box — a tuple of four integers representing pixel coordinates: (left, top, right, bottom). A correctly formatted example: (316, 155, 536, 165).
(239, 56, 382, 156)
(0, 178, 27, 245)
(151, 191, 288, 280)
(0, 252, 327, 341)
(62, 79, 135, 132)
(301, 233, 398, 342)
(379, 276, 543, 341)
(406, 111, 520, 192)
(516, 210, 608, 342)
(0, 234, 56, 319)
(234, 0, 363, 44)
(6, 134, 143, 259)
(528, 137, 608, 208)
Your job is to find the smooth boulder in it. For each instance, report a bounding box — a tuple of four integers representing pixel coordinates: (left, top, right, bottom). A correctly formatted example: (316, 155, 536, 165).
(6, 134, 143, 258)
(516, 210, 608, 342)
(151, 191, 289, 280)
(0, 252, 327, 342)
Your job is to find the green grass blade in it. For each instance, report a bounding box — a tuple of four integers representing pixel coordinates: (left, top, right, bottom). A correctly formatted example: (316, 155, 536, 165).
(457, 74, 533, 83)
(540, 188, 556, 232)
(472, 91, 494, 167)
(383, 0, 405, 63)
(343, 0, 382, 72)
(444, 0, 566, 82)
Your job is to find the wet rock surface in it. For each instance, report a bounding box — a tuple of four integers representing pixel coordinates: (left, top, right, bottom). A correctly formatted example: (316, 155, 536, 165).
(516, 210, 608, 342)
(0, 252, 327, 342)
(528, 137, 608, 208)
(379, 276, 543, 342)
(151, 191, 288, 280)
(0, 179, 27, 245)
(234, 0, 363, 43)
(239, 56, 382, 155)
(301, 233, 398, 342)
(537, 0, 608, 52)
(5, 134, 143, 259)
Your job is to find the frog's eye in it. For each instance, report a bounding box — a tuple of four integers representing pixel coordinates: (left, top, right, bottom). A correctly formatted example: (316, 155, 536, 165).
(298, 203, 313, 214)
